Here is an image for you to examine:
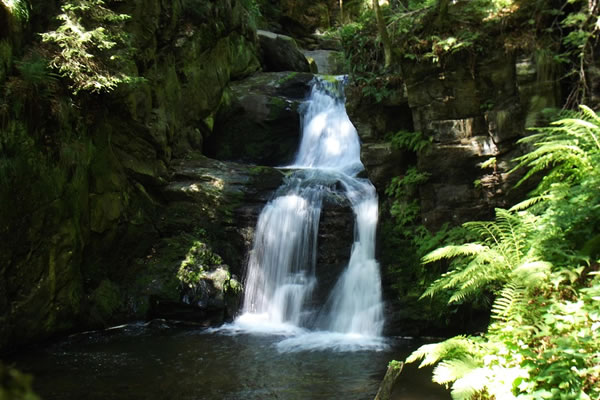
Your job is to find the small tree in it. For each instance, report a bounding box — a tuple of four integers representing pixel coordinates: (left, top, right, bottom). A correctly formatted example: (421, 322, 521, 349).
(373, 0, 393, 68)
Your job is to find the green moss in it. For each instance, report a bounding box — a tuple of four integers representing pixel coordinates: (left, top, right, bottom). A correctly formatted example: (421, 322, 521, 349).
(89, 192, 125, 233)
(276, 71, 298, 85)
(249, 165, 272, 175)
(204, 115, 215, 132)
(320, 74, 338, 83)
(177, 241, 223, 288)
(225, 275, 242, 295)
(88, 279, 121, 326)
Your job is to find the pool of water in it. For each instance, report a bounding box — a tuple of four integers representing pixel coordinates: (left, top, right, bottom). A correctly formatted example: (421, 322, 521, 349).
(10, 321, 450, 400)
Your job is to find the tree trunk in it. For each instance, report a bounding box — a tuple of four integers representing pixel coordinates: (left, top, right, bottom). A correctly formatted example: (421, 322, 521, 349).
(373, 361, 404, 400)
(339, 0, 344, 23)
(435, 0, 451, 27)
(373, 0, 393, 69)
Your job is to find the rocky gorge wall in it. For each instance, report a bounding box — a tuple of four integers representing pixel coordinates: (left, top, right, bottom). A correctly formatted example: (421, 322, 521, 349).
(0, 0, 262, 351)
(354, 49, 560, 229)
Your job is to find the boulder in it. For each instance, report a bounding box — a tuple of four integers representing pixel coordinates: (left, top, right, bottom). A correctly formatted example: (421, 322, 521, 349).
(302, 50, 345, 75)
(206, 71, 314, 166)
(257, 30, 311, 72)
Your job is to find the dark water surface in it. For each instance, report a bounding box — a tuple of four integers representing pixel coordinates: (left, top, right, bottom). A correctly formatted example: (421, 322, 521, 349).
(10, 322, 450, 400)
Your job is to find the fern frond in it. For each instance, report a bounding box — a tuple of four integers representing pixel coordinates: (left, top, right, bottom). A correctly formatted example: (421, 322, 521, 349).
(449, 367, 488, 400)
(578, 105, 600, 133)
(491, 282, 526, 322)
(491, 261, 551, 323)
(421, 243, 488, 264)
(406, 336, 479, 368)
(421, 250, 506, 301)
(511, 261, 552, 286)
(496, 209, 528, 265)
(509, 195, 551, 211)
(432, 356, 482, 385)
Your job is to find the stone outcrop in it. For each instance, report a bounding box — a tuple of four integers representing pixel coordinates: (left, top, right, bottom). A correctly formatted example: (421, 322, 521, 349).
(257, 30, 311, 73)
(124, 154, 285, 324)
(349, 49, 561, 230)
(134, 153, 355, 324)
(302, 49, 345, 75)
(206, 71, 314, 165)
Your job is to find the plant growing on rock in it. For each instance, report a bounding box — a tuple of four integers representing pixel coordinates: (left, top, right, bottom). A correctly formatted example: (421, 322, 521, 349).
(177, 241, 223, 289)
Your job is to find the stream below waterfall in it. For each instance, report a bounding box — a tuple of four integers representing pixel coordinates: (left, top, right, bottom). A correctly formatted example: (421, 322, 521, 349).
(10, 322, 450, 400)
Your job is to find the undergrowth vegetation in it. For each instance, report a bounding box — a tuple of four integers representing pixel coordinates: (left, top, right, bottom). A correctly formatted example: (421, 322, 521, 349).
(339, 0, 599, 106)
(405, 106, 600, 399)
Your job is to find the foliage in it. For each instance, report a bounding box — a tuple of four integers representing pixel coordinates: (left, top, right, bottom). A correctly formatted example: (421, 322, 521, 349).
(0, 362, 40, 400)
(339, 12, 380, 74)
(554, 0, 600, 107)
(1, 0, 30, 22)
(239, 0, 262, 30)
(387, 129, 432, 153)
(380, 161, 467, 324)
(177, 241, 223, 288)
(512, 105, 600, 194)
(405, 107, 600, 399)
(40, 0, 140, 94)
(420, 208, 545, 304)
(338, 0, 598, 110)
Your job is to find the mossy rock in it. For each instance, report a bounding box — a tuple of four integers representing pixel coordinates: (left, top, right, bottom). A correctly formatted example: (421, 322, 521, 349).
(88, 279, 122, 327)
(207, 71, 314, 165)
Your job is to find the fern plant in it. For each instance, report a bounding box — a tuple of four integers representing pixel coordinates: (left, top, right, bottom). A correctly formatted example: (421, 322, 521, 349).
(420, 209, 544, 304)
(405, 106, 600, 400)
(512, 105, 600, 194)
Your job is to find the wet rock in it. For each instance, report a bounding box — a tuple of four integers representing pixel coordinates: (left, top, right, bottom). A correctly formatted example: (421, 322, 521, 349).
(361, 143, 410, 192)
(302, 50, 345, 75)
(88, 280, 122, 327)
(123, 153, 284, 322)
(312, 198, 354, 307)
(257, 30, 310, 72)
(516, 53, 561, 127)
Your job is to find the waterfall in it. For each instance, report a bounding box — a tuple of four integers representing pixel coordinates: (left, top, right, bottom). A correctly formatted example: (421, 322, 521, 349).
(231, 76, 385, 350)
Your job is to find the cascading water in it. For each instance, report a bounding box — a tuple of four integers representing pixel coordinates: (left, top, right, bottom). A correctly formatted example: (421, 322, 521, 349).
(230, 76, 385, 351)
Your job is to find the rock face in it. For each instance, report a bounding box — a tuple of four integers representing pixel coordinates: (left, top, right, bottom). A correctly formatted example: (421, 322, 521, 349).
(257, 30, 311, 72)
(350, 49, 561, 230)
(206, 71, 314, 165)
(0, 0, 261, 351)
